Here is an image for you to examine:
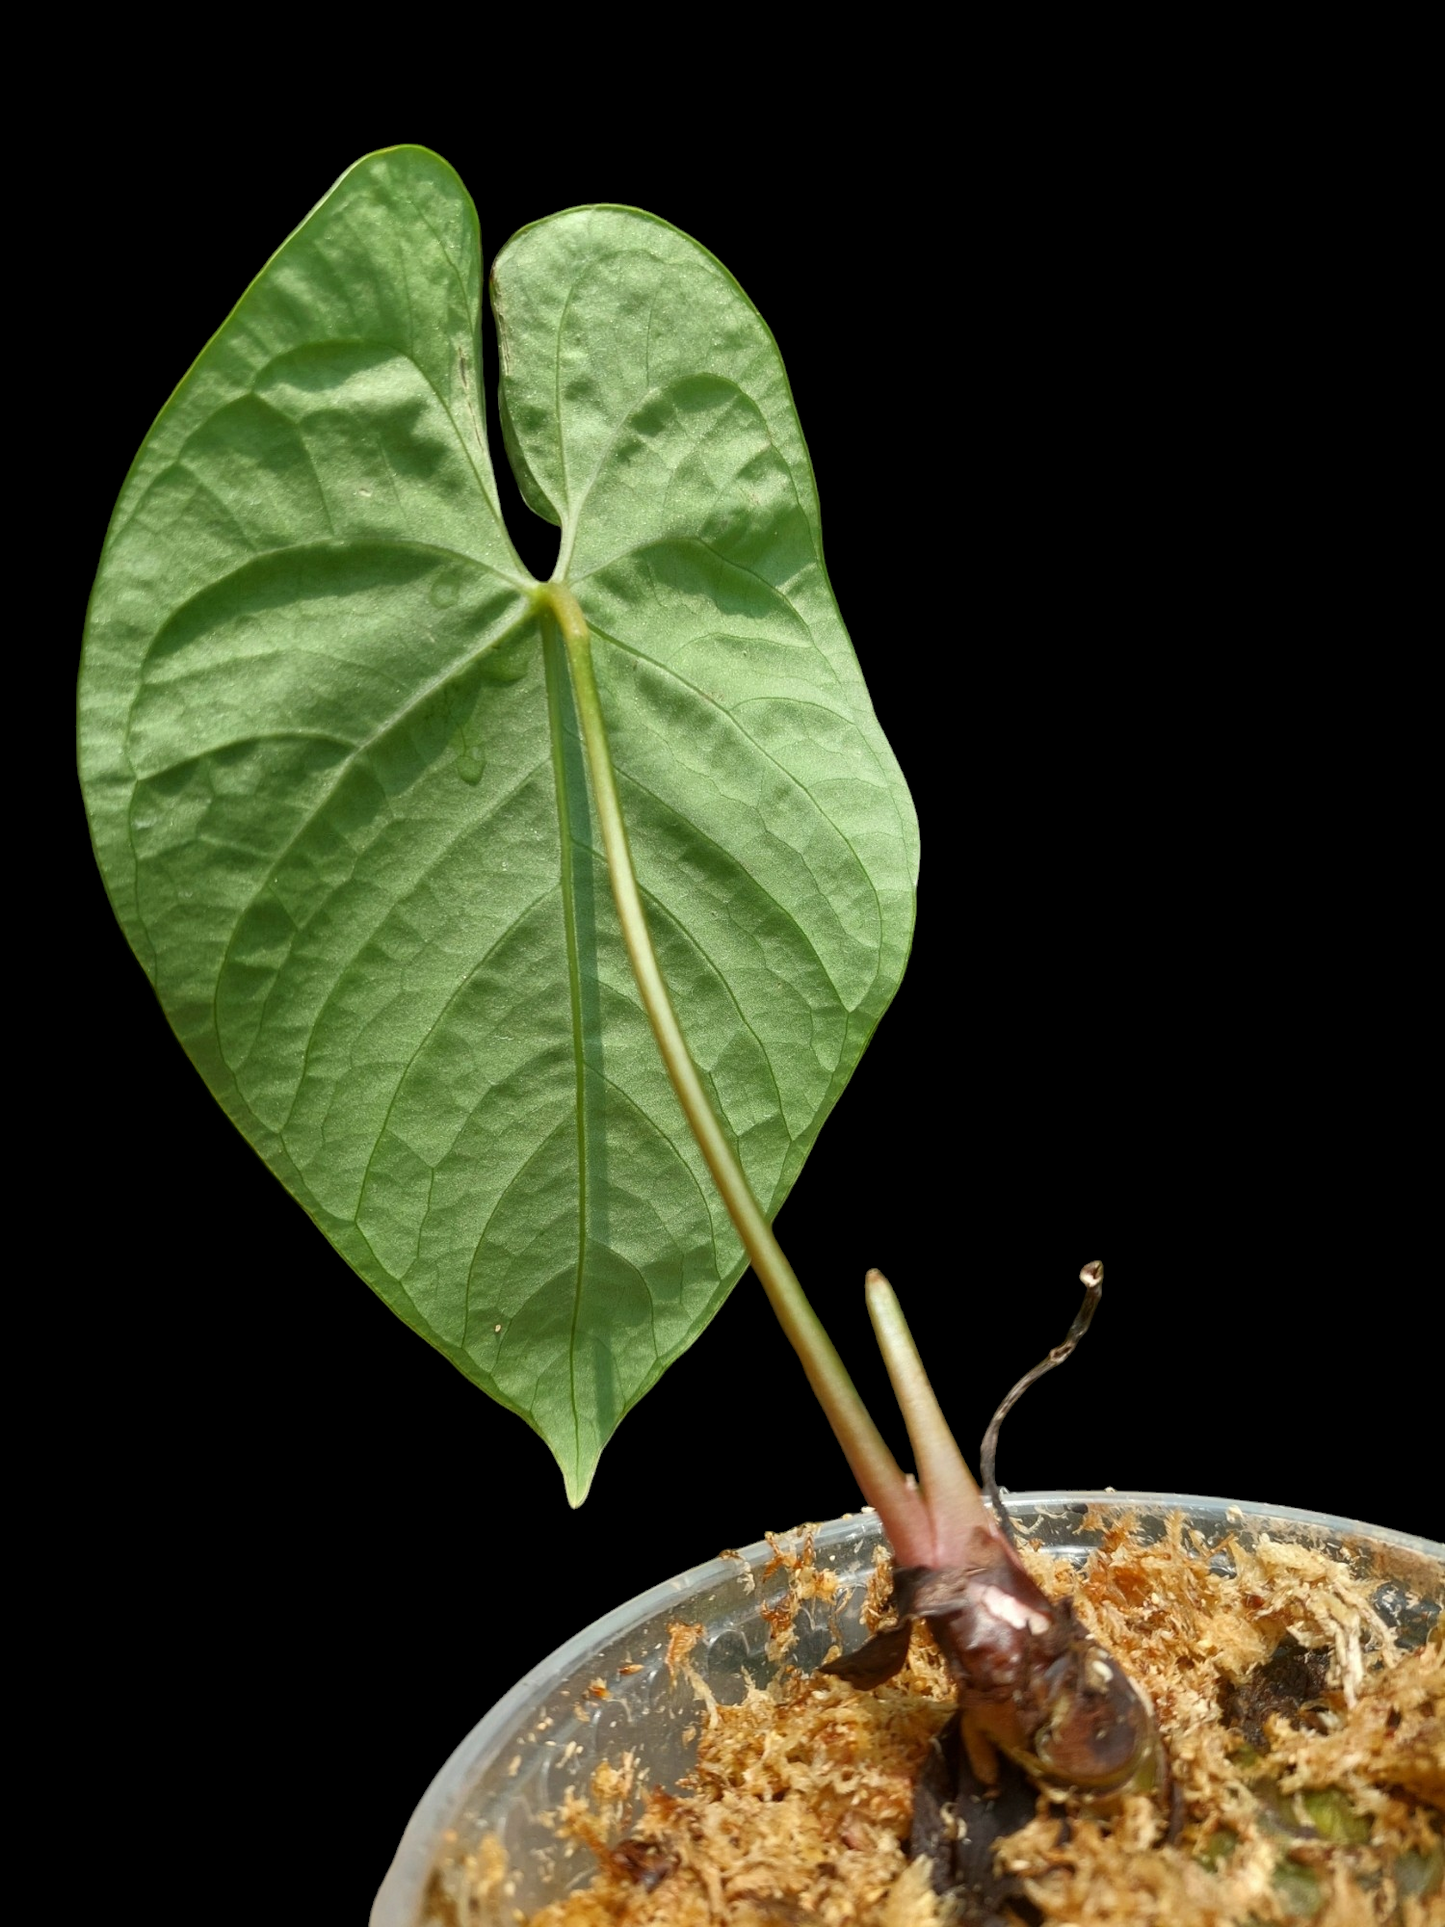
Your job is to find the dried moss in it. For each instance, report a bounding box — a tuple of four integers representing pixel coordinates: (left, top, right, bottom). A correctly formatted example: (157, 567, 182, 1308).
(451, 1522, 1441, 1925)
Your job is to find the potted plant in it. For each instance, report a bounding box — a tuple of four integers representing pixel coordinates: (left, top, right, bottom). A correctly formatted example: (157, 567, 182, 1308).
(76, 142, 1441, 1919)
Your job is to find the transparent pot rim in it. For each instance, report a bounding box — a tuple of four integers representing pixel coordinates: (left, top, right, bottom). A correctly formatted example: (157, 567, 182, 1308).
(370, 1491, 1442, 1926)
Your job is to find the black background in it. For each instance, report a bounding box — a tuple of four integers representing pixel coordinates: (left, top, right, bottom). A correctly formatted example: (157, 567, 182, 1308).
(70, 117, 1431, 1921)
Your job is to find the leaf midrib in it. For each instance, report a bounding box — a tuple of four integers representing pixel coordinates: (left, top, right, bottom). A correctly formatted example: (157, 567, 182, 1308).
(542, 617, 593, 1475)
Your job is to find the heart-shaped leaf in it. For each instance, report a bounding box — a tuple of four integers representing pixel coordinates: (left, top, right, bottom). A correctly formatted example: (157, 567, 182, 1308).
(79, 148, 918, 1500)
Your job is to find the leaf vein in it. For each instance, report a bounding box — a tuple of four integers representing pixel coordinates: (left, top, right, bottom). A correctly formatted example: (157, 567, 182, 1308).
(266, 751, 554, 1143)
(204, 599, 539, 1084)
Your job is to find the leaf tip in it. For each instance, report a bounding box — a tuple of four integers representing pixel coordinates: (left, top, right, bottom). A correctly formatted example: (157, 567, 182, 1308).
(560, 1450, 600, 1510)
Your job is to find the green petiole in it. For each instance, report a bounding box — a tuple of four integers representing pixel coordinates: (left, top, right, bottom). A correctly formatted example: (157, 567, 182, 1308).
(541, 579, 934, 1557)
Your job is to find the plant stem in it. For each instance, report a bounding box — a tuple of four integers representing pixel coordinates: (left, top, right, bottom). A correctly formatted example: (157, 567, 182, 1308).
(542, 582, 930, 1560)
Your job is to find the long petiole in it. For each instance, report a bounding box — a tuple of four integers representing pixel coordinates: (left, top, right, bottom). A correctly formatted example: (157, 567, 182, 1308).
(542, 583, 931, 1560)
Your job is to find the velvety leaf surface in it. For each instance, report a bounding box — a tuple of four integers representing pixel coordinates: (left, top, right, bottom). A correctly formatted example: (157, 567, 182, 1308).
(80, 149, 918, 1500)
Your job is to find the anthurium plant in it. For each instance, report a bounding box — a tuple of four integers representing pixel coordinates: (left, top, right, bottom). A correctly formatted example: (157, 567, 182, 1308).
(80, 151, 1165, 1902)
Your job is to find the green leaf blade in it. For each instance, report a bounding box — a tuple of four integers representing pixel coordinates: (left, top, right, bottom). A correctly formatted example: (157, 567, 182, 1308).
(81, 157, 917, 1502)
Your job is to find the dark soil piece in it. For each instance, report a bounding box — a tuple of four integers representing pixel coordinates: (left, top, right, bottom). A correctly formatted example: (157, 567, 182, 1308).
(909, 1718, 1044, 1927)
(608, 1837, 678, 1893)
(1219, 1633, 1332, 1750)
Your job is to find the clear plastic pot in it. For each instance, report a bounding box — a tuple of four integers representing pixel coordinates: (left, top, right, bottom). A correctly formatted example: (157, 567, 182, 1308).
(370, 1494, 1443, 1925)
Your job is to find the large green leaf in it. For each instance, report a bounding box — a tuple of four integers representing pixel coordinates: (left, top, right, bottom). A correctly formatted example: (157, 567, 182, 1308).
(79, 147, 918, 1500)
